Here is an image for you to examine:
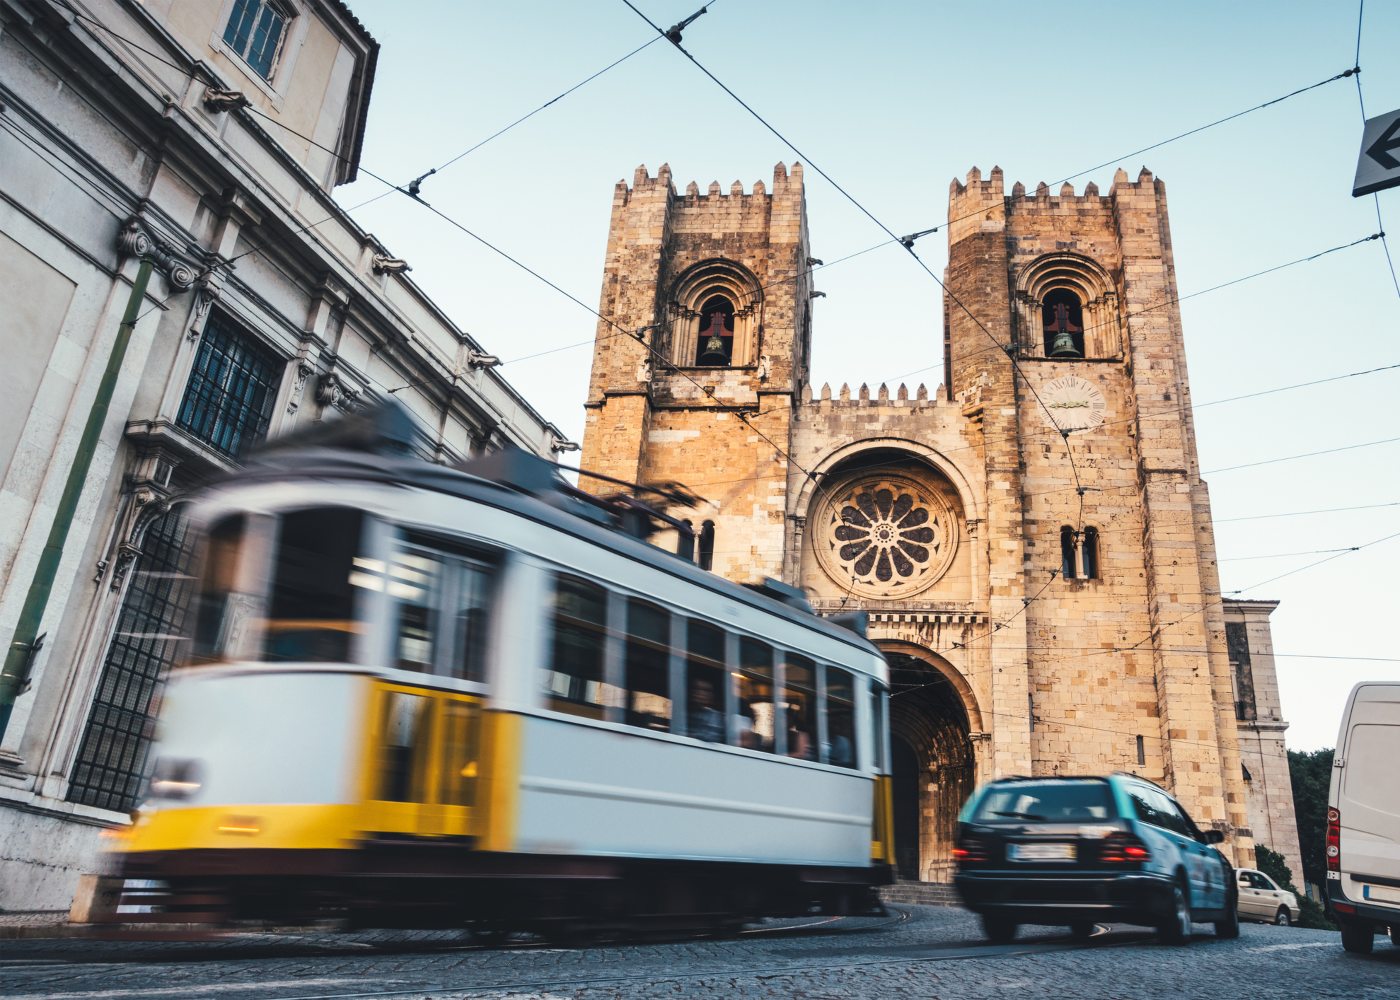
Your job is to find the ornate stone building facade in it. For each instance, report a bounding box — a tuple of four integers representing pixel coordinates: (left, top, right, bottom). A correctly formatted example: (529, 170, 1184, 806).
(0, 0, 564, 909)
(581, 162, 1300, 882)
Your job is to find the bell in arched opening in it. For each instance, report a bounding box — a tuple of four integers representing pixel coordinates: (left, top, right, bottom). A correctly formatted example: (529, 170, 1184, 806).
(1042, 288, 1085, 358)
(694, 295, 735, 366)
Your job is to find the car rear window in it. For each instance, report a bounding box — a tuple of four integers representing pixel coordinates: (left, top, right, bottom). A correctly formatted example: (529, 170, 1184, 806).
(971, 780, 1115, 822)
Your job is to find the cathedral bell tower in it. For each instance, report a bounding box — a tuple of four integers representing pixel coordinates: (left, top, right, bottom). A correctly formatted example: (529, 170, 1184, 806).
(942, 165, 1251, 850)
(579, 163, 812, 583)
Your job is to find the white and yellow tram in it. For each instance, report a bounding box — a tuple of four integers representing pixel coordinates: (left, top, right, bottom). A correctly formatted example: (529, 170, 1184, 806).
(107, 405, 895, 930)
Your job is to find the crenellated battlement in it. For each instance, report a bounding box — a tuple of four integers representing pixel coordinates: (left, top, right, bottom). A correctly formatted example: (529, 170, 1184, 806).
(947, 164, 1165, 243)
(948, 164, 1160, 203)
(614, 162, 804, 209)
(799, 380, 946, 408)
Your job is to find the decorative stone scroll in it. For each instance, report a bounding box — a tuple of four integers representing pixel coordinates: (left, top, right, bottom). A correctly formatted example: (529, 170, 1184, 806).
(813, 473, 958, 599)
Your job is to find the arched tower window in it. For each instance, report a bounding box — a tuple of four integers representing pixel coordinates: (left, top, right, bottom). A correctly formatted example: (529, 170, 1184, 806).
(694, 296, 736, 366)
(698, 520, 716, 571)
(1015, 253, 1120, 360)
(1059, 525, 1101, 581)
(677, 519, 695, 561)
(667, 259, 763, 368)
(1041, 289, 1084, 358)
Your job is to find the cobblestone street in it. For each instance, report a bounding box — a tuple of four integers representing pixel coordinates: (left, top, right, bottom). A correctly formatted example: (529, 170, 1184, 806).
(0, 906, 1395, 1000)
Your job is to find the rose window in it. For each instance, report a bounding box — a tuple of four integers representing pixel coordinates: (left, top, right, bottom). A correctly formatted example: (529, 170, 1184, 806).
(814, 475, 958, 598)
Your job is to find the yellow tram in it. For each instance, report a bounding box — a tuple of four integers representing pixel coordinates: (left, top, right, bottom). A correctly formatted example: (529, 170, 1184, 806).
(107, 404, 895, 931)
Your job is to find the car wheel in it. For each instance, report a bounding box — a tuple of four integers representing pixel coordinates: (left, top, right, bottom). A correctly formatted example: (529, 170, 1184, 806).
(1274, 906, 1291, 927)
(1340, 918, 1375, 955)
(1158, 882, 1192, 945)
(1390, 925, 1400, 947)
(982, 914, 1018, 944)
(1214, 889, 1240, 939)
(1070, 921, 1094, 941)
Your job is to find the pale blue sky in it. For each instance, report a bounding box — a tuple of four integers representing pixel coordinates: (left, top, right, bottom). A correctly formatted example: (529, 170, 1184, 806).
(334, 1, 1400, 750)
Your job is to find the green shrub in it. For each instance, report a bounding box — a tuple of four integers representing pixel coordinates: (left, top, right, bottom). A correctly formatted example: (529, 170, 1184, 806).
(1255, 844, 1336, 930)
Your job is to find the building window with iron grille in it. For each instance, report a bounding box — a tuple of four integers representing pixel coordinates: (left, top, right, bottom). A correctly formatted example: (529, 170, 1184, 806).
(67, 508, 198, 813)
(176, 309, 283, 460)
(222, 0, 292, 80)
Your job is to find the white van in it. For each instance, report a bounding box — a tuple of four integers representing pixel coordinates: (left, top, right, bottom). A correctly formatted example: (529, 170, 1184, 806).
(1327, 682, 1400, 954)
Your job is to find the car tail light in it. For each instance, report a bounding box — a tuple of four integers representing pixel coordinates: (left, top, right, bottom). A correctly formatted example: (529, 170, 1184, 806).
(1099, 832, 1151, 864)
(953, 837, 989, 864)
(1326, 807, 1341, 872)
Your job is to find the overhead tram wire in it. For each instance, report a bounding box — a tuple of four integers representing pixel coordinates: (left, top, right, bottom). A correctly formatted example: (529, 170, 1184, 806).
(1353, 1, 1400, 305)
(51, 0, 675, 321)
(881, 232, 1384, 386)
(890, 526, 1400, 712)
(505, 58, 1372, 376)
(618, 0, 1090, 536)
(628, 361, 1400, 499)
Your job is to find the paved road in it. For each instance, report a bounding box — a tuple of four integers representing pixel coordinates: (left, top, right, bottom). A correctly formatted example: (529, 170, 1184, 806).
(0, 907, 1395, 999)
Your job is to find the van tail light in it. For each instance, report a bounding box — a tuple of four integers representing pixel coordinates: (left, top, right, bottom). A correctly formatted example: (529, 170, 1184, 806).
(953, 836, 989, 865)
(1326, 807, 1341, 873)
(1100, 832, 1151, 864)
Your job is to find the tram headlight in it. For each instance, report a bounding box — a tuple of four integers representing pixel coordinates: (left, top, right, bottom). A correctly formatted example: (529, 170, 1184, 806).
(147, 756, 204, 801)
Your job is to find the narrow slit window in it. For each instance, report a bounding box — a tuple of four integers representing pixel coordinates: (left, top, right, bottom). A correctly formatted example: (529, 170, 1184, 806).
(1081, 526, 1099, 580)
(698, 520, 715, 571)
(1060, 525, 1077, 580)
(676, 520, 695, 562)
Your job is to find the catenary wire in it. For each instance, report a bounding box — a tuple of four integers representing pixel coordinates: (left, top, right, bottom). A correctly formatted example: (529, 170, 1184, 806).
(618, 0, 1090, 534)
(1352, 0, 1400, 304)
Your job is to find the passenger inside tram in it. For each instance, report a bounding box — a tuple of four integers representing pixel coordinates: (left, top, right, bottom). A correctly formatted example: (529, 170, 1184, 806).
(785, 702, 814, 760)
(686, 676, 726, 743)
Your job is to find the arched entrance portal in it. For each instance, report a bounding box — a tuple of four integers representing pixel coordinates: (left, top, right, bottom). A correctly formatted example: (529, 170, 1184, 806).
(884, 649, 976, 883)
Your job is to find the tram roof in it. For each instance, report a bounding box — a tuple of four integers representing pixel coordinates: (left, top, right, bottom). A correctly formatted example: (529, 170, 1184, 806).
(224, 403, 883, 662)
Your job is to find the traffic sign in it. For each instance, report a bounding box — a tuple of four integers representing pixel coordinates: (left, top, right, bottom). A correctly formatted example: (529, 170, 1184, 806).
(1353, 109, 1400, 196)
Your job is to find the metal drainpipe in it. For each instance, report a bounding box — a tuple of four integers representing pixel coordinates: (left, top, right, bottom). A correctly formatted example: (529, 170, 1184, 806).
(0, 256, 156, 743)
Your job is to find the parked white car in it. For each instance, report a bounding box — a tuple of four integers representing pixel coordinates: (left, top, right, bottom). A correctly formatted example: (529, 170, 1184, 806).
(1326, 682, 1400, 955)
(1235, 868, 1299, 925)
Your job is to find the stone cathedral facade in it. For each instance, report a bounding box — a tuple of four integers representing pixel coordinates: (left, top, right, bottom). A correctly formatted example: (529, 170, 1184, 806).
(580, 162, 1301, 883)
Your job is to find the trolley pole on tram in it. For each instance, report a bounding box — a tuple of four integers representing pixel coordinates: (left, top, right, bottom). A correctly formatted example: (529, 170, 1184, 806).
(0, 243, 165, 743)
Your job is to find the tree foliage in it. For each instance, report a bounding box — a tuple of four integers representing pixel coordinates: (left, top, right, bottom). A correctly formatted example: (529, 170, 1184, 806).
(1287, 747, 1334, 890)
(1255, 843, 1335, 930)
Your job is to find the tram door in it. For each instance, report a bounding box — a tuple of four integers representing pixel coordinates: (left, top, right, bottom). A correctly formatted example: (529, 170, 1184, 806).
(365, 684, 483, 838)
(892, 737, 921, 881)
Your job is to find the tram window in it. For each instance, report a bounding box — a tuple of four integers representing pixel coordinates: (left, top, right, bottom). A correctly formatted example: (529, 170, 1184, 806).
(782, 654, 817, 760)
(452, 558, 494, 684)
(545, 576, 616, 718)
(685, 620, 726, 743)
(263, 508, 363, 662)
(439, 700, 480, 808)
(190, 514, 247, 664)
(389, 546, 442, 673)
(378, 690, 432, 802)
(871, 682, 889, 772)
(624, 599, 671, 731)
(736, 638, 776, 753)
(824, 666, 857, 769)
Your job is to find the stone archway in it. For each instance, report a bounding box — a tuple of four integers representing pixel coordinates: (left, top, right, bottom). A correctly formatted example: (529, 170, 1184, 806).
(882, 646, 977, 883)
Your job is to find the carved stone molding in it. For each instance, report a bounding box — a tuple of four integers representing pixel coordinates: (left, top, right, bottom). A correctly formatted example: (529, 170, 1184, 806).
(315, 371, 363, 411)
(117, 217, 199, 292)
(288, 358, 316, 415)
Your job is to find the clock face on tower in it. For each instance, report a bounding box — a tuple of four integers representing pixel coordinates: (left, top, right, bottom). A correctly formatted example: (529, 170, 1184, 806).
(1040, 375, 1107, 431)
